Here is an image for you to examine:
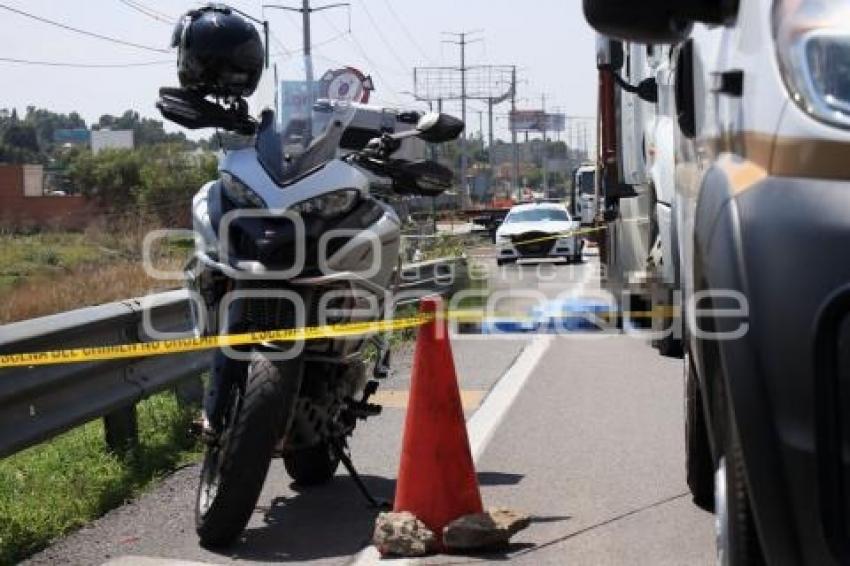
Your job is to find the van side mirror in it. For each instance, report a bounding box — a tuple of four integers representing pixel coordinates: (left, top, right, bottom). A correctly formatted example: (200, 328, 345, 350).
(583, 0, 738, 44)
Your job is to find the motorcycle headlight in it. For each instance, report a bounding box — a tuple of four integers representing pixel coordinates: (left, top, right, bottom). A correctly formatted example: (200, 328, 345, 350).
(291, 189, 360, 219)
(775, 0, 850, 129)
(221, 171, 266, 208)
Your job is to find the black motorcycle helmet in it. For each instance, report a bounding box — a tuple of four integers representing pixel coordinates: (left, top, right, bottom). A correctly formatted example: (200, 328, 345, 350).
(172, 4, 264, 98)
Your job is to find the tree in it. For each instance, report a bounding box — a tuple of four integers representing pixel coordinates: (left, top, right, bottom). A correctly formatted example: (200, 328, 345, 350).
(67, 148, 143, 210)
(2, 123, 39, 153)
(138, 145, 217, 223)
(23, 106, 86, 149)
(66, 144, 218, 224)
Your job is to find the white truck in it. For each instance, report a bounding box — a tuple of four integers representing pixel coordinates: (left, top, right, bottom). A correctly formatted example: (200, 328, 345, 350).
(573, 163, 597, 226)
(595, 37, 682, 356)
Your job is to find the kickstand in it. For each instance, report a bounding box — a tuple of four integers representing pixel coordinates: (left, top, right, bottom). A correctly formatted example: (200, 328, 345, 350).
(331, 440, 391, 510)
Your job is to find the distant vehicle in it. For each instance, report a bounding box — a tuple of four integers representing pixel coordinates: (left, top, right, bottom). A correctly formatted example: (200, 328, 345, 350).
(495, 202, 583, 266)
(573, 164, 597, 226)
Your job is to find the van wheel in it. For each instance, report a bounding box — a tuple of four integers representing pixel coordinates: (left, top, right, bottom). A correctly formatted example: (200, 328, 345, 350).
(656, 301, 684, 357)
(715, 407, 765, 565)
(685, 354, 714, 511)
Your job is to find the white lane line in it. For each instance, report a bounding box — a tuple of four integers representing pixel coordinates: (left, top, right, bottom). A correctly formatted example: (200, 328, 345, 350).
(467, 333, 552, 462)
(349, 333, 553, 566)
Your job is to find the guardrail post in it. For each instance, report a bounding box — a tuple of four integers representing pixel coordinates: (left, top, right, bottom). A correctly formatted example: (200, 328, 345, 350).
(175, 376, 204, 407)
(104, 405, 138, 455)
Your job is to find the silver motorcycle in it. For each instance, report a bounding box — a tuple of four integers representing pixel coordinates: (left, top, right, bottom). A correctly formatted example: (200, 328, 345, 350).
(157, 82, 462, 546)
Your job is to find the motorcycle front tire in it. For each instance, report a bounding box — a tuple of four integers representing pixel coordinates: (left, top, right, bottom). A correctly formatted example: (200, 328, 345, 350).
(195, 351, 302, 548)
(284, 441, 341, 486)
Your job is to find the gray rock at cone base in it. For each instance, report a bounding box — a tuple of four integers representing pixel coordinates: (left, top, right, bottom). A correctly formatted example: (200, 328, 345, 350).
(443, 507, 531, 551)
(373, 511, 438, 557)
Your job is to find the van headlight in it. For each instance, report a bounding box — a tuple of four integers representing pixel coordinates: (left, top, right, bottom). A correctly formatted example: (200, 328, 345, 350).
(775, 1, 850, 128)
(221, 171, 266, 208)
(291, 189, 360, 219)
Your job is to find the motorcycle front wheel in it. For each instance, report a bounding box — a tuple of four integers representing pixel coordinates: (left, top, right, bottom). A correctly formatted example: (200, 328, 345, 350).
(195, 351, 302, 547)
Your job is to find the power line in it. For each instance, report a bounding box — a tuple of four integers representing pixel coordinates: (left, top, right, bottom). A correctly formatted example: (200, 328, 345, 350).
(355, 0, 410, 75)
(318, 11, 404, 103)
(0, 56, 172, 68)
(116, 0, 174, 25)
(130, 0, 175, 20)
(269, 29, 294, 57)
(0, 2, 170, 53)
(378, 0, 433, 65)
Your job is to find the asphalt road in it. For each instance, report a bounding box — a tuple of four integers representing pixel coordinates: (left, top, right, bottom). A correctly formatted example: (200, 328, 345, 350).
(27, 246, 715, 565)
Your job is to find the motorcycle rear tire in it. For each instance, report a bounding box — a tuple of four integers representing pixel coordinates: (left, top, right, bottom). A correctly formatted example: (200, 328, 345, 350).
(195, 351, 302, 548)
(284, 441, 341, 486)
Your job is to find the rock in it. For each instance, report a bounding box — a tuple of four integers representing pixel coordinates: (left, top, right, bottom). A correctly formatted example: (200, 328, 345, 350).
(443, 507, 531, 551)
(373, 511, 438, 557)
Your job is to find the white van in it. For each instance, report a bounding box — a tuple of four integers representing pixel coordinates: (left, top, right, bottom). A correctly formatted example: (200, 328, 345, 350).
(587, 1, 850, 564)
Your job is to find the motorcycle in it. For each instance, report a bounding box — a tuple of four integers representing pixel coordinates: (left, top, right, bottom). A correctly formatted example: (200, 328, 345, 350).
(156, 85, 463, 546)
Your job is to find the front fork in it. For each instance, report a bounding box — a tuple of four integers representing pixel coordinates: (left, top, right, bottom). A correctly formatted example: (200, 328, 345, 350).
(203, 350, 245, 438)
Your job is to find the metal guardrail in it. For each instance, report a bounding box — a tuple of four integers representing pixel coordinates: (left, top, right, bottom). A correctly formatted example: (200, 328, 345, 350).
(0, 257, 467, 459)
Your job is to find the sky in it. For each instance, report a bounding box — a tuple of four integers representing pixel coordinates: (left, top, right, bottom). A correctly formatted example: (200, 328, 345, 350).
(0, 0, 597, 145)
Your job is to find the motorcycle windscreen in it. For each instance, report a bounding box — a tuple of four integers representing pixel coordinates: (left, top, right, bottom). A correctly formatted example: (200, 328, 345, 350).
(249, 67, 357, 186)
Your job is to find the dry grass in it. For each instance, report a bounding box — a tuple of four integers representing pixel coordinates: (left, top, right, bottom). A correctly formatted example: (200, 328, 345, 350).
(0, 220, 190, 325)
(0, 258, 184, 324)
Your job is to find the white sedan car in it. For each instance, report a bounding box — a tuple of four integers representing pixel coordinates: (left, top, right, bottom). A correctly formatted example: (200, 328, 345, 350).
(495, 202, 584, 266)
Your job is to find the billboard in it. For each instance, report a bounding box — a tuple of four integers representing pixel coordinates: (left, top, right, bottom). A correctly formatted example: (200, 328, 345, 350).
(53, 128, 90, 145)
(509, 110, 566, 133)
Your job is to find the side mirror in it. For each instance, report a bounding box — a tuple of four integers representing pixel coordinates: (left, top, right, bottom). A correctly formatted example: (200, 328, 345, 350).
(583, 0, 737, 44)
(416, 113, 464, 143)
(596, 37, 624, 71)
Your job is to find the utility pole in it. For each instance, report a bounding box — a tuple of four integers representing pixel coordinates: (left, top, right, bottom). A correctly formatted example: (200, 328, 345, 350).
(487, 97, 494, 201)
(443, 31, 483, 207)
(541, 94, 549, 198)
(583, 122, 589, 159)
(510, 66, 519, 201)
(264, 1, 349, 104)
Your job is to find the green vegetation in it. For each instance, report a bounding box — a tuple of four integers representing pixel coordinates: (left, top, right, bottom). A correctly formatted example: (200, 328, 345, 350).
(0, 233, 102, 287)
(67, 144, 218, 223)
(0, 391, 201, 565)
(0, 106, 195, 165)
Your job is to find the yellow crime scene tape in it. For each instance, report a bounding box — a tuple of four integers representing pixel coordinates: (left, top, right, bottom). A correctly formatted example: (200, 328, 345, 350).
(0, 315, 433, 370)
(0, 303, 678, 370)
(500, 225, 607, 247)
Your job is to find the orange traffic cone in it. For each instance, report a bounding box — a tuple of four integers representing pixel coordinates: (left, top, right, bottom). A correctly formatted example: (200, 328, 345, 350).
(393, 295, 484, 543)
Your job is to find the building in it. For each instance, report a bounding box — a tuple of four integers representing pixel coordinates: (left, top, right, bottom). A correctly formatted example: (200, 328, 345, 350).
(0, 164, 97, 230)
(90, 129, 134, 154)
